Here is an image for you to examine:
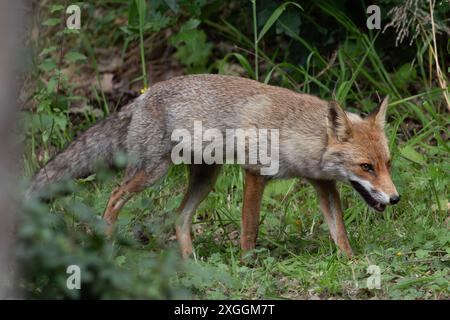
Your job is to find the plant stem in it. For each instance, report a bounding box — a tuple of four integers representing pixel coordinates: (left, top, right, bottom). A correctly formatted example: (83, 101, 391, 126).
(251, 0, 259, 81)
(429, 0, 450, 111)
(138, 0, 148, 89)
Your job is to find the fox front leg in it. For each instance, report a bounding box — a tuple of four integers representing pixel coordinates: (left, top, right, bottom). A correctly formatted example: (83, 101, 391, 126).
(240, 171, 267, 253)
(310, 179, 353, 257)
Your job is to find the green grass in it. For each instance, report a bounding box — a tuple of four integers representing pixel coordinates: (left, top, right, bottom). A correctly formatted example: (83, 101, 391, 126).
(20, 1, 449, 299)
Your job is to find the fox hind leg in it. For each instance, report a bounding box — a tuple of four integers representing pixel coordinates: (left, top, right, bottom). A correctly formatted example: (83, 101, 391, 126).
(240, 170, 267, 253)
(103, 158, 170, 237)
(176, 164, 221, 259)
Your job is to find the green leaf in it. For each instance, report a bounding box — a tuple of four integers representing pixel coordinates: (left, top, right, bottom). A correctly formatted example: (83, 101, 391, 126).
(65, 51, 87, 63)
(415, 249, 429, 259)
(53, 114, 68, 131)
(40, 46, 57, 56)
(47, 77, 58, 93)
(257, 2, 302, 42)
(63, 28, 80, 35)
(399, 145, 426, 165)
(36, 100, 51, 113)
(50, 4, 65, 13)
(128, 0, 139, 26)
(180, 18, 201, 32)
(171, 26, 212, 70)
(164, 0, 180, 13)
(115, 255, 127, 267)
(136, 0, 147, 27)
(38, 59, 57, 72)
(42, 18, 60, 26)
(42, 130, 50, 143)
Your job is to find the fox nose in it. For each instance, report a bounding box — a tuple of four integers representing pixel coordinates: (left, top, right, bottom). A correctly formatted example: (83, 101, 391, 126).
(390, 195, 400, 205)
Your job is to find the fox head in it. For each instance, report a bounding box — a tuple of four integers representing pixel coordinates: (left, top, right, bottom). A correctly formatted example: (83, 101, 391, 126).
(321, 96, 400, 212)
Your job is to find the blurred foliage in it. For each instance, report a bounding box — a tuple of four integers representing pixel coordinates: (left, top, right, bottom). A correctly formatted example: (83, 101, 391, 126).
(18, 179, 189, 299)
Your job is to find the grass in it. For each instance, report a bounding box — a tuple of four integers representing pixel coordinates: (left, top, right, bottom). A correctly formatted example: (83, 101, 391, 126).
(20, 1, 449, 299)
(46, 149, 448, 299)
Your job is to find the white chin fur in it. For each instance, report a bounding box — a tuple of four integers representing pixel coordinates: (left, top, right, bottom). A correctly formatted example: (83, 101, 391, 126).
(348, 175, 390, 204)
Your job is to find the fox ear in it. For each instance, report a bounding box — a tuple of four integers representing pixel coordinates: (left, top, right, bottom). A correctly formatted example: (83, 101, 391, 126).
(327, 101, 353, 142)
(368, 95, 389, 128)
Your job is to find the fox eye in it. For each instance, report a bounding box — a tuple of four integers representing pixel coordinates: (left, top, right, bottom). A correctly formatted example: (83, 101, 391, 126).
(360, 163, 374, 172)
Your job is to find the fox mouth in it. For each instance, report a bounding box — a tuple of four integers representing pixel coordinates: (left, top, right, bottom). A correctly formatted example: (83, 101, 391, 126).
(350, 180, 386, 212)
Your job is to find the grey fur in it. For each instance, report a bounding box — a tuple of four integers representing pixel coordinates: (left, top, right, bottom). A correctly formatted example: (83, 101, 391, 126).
(27, 106, 132, 197)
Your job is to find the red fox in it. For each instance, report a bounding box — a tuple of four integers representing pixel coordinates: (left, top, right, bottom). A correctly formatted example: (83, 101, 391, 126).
(27, 74, 400, 258)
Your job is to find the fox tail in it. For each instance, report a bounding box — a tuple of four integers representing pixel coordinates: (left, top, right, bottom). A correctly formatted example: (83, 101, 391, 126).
(26, 109, 132, 198)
